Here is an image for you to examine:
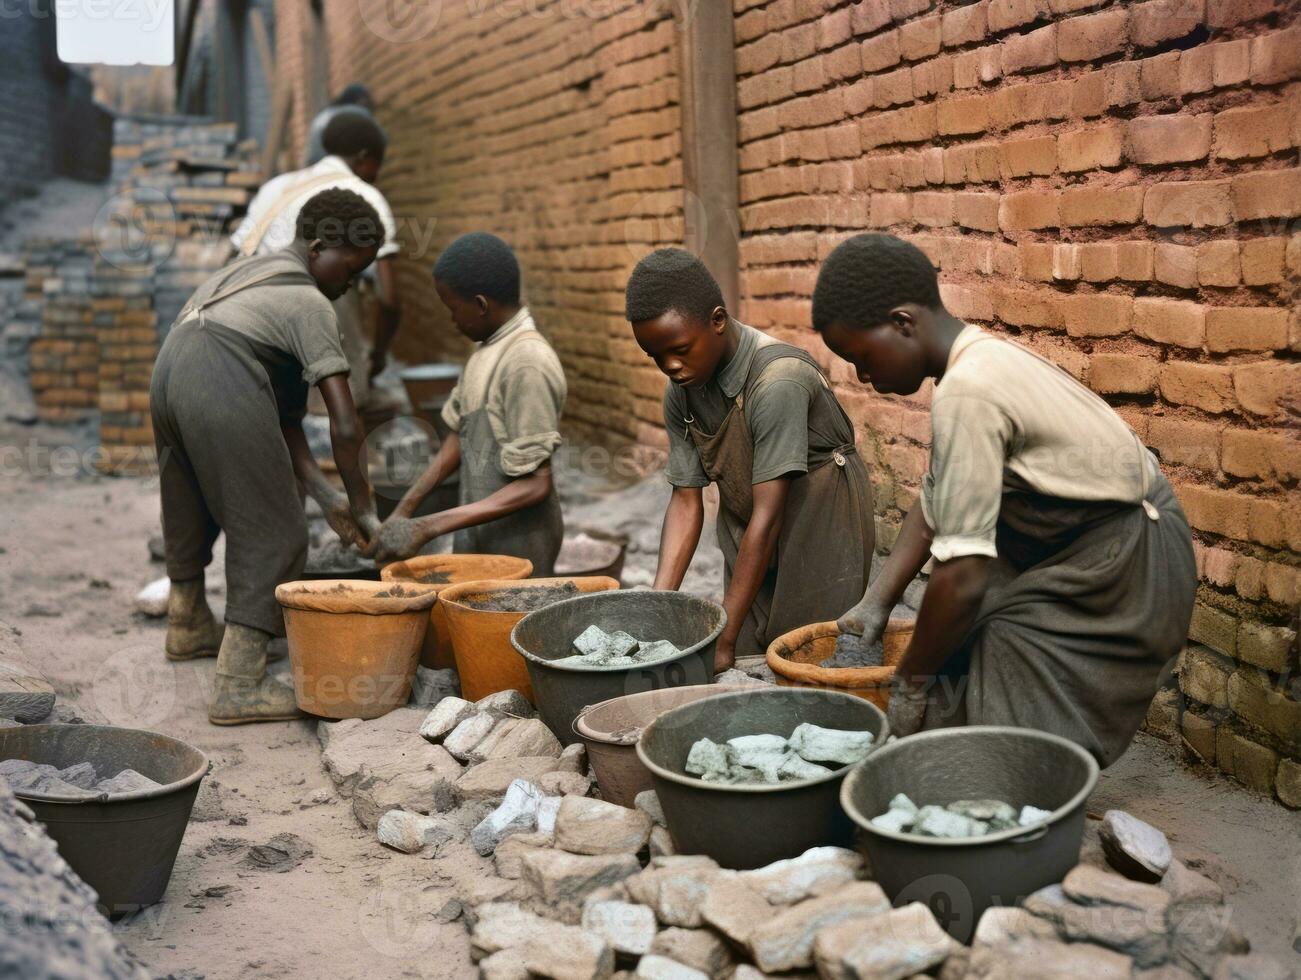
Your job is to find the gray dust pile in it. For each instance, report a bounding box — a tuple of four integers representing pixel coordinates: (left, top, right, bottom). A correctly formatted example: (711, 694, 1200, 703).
(819, 632, 885, 669)
(462, 583, 580, 612)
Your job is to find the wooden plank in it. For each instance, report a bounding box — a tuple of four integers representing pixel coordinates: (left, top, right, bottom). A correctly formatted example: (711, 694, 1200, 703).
(249, 9, 274, 92)
(676, 3, 741, 314)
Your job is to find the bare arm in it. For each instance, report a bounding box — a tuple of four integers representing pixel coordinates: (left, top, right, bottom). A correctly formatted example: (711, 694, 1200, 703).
(898, 554, 990, 686)
(392, 431, 462, 519)
(369, 257, 402, 379)
(318, 374, 378, 540)
(653, 486, 705, 592)
(281, 412, 369, 548)
(713, 477, 789, 672)
(839, 498, 934, 639)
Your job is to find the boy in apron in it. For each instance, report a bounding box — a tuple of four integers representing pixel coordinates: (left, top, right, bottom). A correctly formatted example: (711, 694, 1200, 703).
(813, 233, 1196, 766)
(154, 189, 384, 725)
(368, 233, 566, 571)
(626, 248, 875, 674)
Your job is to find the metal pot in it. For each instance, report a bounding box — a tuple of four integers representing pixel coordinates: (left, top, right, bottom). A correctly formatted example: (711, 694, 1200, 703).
(840, 726, 1100, 943)
(636, 686, 888, 869)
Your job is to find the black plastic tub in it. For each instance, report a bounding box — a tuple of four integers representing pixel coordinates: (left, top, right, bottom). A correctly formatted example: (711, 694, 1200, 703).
(511, 591, 726, 745)
(840, 726, 1100, 943)
(636, 687, 888, 869)
(0, 724, 209, 915)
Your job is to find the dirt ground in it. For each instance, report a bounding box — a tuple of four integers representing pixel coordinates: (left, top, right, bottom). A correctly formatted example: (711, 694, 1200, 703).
(0, 417, 1297, 977)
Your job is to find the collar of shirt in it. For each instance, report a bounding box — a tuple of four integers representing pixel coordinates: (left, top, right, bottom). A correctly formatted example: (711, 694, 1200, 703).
(481, 306, 533, 347)
(715, 320, 760, 399)
(943, 323, 984, 376)
(313, 155, 354, 179)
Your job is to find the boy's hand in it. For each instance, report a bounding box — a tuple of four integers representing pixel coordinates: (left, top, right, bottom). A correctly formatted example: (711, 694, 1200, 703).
(837, 596, 887, 644)
(886, 674, 928, 737)
(324, 495, 367, 549)
(364, 516, 428, 563)
(355, 509, 382, 545)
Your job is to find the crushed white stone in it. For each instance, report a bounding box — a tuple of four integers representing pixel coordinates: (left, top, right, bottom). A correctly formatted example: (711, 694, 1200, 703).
(870, 794, 1055, 839)
(684, 723, 874, 786)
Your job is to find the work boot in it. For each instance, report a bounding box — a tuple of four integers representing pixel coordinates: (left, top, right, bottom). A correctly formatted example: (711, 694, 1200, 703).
(165, 577, 224, 661)
(208, 623, 305, 726)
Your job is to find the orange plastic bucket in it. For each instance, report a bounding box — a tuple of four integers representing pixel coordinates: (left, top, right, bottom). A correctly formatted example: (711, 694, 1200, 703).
(765, 618, 915, 710)
(380, 554, 533, 670)
(275, 580, 438, 719)
(439, 577, 620, 703)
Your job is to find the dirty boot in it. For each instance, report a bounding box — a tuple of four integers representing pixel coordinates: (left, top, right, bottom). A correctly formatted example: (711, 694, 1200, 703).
(165, 577, 224, 661)
(208, 623, 304, 726)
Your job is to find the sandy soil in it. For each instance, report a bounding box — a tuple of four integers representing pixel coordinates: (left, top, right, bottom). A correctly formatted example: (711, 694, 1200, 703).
(0, 417, 1297, 977)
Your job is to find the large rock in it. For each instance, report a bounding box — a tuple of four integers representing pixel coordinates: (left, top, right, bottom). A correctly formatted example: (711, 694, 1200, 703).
(634, 956, 707, 980)
(648, 826, 675, 859)
(740, 846, 862, 905)
(972, 906, 1058, 947)
(472, 779, 547, 856)
(471, 902, 556, 958)
(420, 696, 476, 742)
(748, 881, 891, 973)
(555, 796, 653, 855)
(480, 948, 530, 980)
(476, 689, 536, 719)
(582, 900, 658, 956)
(814, 902, 954, 980)
(1027, 878, 1169, 969)
(471, 901, 612, 978)
(376, 810, 454, 854)
(1063, 864, 1172, 914)
(634, 790, 666, 826)
(538, 771, 592, 798)
(625, 859, 728, 928)
(0, 629, 55, 722)
(1100, 810, 1172, 884)
(965, 938, 1133, 978)
(349, 743, 462, 829)
(649, 928, 734, 976)
(474, 718, 563, 763)
(457, 757, 574, 800)
(523, 930, 614, 980)
(700, 876, 774, 946)
(320, 708, 444, 796)
(445, 712, 504, 761)
(1160, 859, 1224, 910)
(494, 832, 553, 880)
(520, 849, 641, 924)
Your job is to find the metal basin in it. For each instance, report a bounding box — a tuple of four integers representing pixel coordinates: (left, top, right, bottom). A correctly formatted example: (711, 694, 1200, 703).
(841, 726, 1100, 943)
(511, 591, 726, 746)
(0, 724, 209, 915)
(636, 687, 888, 869)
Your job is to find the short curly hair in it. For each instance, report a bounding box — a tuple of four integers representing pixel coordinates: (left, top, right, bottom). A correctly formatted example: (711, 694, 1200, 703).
(625, 248, 724, 323)
(812, 234, 942, 332)
(433, 232, 521, 304)
(296, 188, 387, 252)
(322, 107, 388, 160)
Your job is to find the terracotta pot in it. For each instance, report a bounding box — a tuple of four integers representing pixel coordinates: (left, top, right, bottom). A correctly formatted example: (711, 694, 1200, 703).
(765, 617, 915, 710)
(275, 579, 438, 720)
(439, 577, 620, 703)
(380, 554, 533, 670)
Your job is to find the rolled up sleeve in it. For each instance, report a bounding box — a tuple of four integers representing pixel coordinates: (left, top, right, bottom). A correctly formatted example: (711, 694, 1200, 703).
(441, 383, 464, 433)
(663, 386, 709, 488)
(496, 363, 565, 477)
(923, 392, 1012, 562)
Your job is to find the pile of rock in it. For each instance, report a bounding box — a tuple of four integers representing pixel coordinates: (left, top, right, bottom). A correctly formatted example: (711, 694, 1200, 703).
(0, 759, 161, 797)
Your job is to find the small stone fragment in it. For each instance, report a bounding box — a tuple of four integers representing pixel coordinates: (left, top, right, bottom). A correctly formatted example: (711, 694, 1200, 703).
(56, 763, 99, 790)
(913, 805, 988, 839)
(475, 717, 564, 763)
(634, 790, 665, 826)
(520, 849, 641, 924)
(972, 906, 1059, 947)
(740, 846, 863, 905)
(471, 779, 545, 856)
(134, 576, 170, 616)
(749, 881, 892, 973)
(634, 956, 707, 980)
(634, 640, 681, 663)
(555, 796, 653, 856)
(480, 947, 530, 980)
(575, 626, 639, 660)
(889, 793, 918, 815)
(1019, 805, 1053, 827)
(582, 900, 658, 956)
(949, 799, 1018, 825)
(444, 712, 502, 761)
(965, 938, 1133, 979)
(1099, 810, 1172, 883)
(476, 689, 536, 719)
(537, 770, 591, 797)
(96, 768, 163, 795)
(495, 832, 552, 879)
(377, 810, 453, 854)
(456, 757, 571, 800)
(814, 901, 956, 980)
(625, 860, 725, 928)
(1062, 864, 1171, 914)
(870, 809, 914, 834)
(419, 696, 475, 743)
(777, 755, 833, 782)
(788, 723, 875, 765)
(522, 926, 615, 980)
(1160, 859, 1224, 909)
(685, 739, 730, 780)
(649, 928, 734, 976)
(648, 826, 675, 859)
(700, 875, 773, 946)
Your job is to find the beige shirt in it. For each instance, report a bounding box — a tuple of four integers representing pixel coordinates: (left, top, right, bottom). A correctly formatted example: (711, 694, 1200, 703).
(921, 325, 1158, 562)
(441, 308, 567, 477)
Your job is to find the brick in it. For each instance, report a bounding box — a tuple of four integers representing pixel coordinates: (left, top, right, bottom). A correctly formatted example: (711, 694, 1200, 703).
(1058, 9, 1129, 63)
(952, 47, 1002, 87)
(1180, 710, 1218, 765)
(941, 2, 987, 47)
(1207, 0, 1273, 27)
(1216, 729, 1278, 793)
(912, 192, 954, 227)
(1233, 361, 1300, 417)
(874, 67, 915, 106)
(819, 8, 854, 49)
(911, 56, 954, 98)
(1104, 61, 1143, 107)
(1017, 242, 1054, 281)
(1144, 180, 1233, 229)
(1148, 416, 1219, 471)
(1248, 27, 1301, 86)
(1062, 293, 1133, 337)
(1222, 428, 1301, 481)
(995, 287, 1061, 328)
(1134, 298, 1206, 348)
(1181, 486, 1252, 541)
(998, 190, 1060, 231)
(1052, 244, 1081, 281)
(1089, 354, 1159, 395)
(852, 0, 893, 36)
(1212, 39, 1252, 87)
(1239, 238, 1286, 285)
(890, 0, 932, 21)
(987, 0, 1045, 33)
(1126, 114, 1212, 165)
(998, 136, 1056, 178)
(1228, 668, 1301, 753)
(1000, 24, 1058, 75)
(1214, 105, 1295, 161)
(1195, 241, 1240, 287)
(861, 30, 902, 71)
(899, 15, 942, 60)
(1237, 622, 1296, 674)
(1231, 169, 1301, 221)
(1060, 185, 1144, 227)
(868, 192, 912, 227)
(1130, 0, 1205, 48)
(1180, 644, 1232, 709)
(1278, 759, 1301, 809)
(936, 95, 989, 135)
(1058, 125, 1123, 173)
(1139, 52, 1183, 100)
(1159, 362, 1237, 413)
(1206, 308, 1289, 353)
(1154, 243, 1198, 288)
(1117, 241, 1156, 282)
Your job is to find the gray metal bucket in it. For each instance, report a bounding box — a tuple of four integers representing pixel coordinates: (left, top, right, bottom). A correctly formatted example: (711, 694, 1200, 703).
(636, 687, 888, 869)
(840, 726, 1100, 943)
(511, 591, 726, 746)
(0, 724, 210, 916)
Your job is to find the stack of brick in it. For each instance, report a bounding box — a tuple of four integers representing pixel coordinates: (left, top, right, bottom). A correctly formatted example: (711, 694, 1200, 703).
(27, 239, 98, 422)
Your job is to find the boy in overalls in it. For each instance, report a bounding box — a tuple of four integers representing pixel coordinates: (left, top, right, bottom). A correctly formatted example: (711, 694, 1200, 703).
(369, 233, 566, 570)
(626, 248, 875, 674)
(153, 189, 383, 724)
(814, 234, 1196, 765)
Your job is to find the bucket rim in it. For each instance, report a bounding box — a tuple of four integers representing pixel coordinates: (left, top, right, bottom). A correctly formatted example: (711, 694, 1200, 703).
(0, 724, 211, 806)
(840, 725, 1101, 847)
(571, 684, 744, 745)
(633, 686, 888, 794)
(510, 591, 727, 673)
(275, 578, 438, 614)
(379, 553, 534, 587)
(440, 576, 621, 617)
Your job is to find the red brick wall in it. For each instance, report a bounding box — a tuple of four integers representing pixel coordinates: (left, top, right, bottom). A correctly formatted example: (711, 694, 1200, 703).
(273, 0, 1300, 801)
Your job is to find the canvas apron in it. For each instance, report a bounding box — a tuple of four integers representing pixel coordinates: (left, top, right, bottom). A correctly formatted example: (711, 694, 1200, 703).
(452, 328, 564, 575)
(684, 343, 875, 658)
(152, 265, 318, 636)
(921, 337, 1197, 767)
